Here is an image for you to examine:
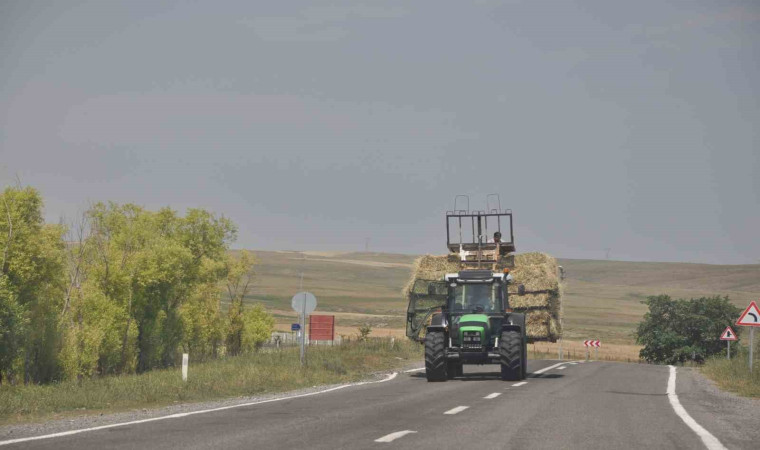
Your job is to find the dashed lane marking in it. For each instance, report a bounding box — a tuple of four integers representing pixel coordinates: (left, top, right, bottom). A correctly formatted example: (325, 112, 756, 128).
(531, 361, 576, 375)
(444, 406, 469, 415)
(558, 366, 566, 370)
(375, 430, 417, 443)
(512, 382, 528, 387)
(484, 393, 501, 399)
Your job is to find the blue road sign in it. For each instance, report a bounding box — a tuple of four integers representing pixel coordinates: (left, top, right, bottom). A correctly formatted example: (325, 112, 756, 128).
(291, 323, 301, 331)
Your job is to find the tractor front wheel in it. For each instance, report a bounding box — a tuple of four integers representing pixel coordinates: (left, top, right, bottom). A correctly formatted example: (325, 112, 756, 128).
(499, 330, 523, 381)
(425, 330, 447, 382)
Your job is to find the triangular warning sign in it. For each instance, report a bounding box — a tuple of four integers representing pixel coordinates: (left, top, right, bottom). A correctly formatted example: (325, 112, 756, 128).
(720, 326, 737, 341)
(736, 301, 760, 327)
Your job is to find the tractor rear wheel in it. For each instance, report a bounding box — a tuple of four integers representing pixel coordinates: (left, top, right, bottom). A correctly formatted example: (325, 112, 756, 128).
(499, 330, 523, 381)
(425, 331, 447, 382)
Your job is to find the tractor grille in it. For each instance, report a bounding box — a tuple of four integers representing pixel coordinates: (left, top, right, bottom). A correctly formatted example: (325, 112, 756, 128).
(462, 331, 482, 350)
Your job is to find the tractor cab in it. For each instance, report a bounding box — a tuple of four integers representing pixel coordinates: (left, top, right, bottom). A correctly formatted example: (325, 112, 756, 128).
(445, 269, 510, 314)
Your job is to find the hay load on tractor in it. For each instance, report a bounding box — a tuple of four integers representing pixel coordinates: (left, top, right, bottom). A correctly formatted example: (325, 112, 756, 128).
(405, 253, 562, 342)
(404, 195, 563, 382)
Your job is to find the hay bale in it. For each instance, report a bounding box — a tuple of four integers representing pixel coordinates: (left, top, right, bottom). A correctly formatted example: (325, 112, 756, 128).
(508, 292, 559, 312)
(510, 253, 559, 292)
(525, 310, 561, 341)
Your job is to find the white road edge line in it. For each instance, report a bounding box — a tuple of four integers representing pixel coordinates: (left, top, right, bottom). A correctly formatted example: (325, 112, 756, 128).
(375, 430, 417, 443)
(444, 406, 469, 415)
(0, 372, 399, 447)
(512, 381, 528, 387)
(403, 367, 425, 373)
(484, 392, 501, 399)
(667, 366, 727, 450)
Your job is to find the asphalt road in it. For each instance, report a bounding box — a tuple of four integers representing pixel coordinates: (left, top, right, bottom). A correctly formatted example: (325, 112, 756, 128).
(3, 359, 759, 449)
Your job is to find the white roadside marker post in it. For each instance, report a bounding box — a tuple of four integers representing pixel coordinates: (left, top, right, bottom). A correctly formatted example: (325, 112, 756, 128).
(182, 353, 188, 382)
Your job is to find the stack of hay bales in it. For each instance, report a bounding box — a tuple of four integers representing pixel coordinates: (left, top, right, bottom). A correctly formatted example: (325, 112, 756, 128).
(403, 252, 561, 342)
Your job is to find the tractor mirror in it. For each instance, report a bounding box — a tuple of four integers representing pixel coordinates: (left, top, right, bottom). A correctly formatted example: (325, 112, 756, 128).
(517, 284, 526, 296)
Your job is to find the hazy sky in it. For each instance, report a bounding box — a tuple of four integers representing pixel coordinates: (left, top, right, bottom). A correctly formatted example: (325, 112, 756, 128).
(1, 0, 759, 264)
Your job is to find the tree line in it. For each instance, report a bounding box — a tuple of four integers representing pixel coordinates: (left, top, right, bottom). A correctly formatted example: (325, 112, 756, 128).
(0, 185, 274, 384)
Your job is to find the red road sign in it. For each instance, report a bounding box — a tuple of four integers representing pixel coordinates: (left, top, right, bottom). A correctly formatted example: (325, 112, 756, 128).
(736, 301, 760, 327)
(309, 315, 335, 342)
(720, 326, 737, 341)
(583, 340, 601, 348)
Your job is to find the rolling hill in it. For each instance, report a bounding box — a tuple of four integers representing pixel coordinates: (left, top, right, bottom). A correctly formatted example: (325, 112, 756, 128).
(237, 250, 760, 352)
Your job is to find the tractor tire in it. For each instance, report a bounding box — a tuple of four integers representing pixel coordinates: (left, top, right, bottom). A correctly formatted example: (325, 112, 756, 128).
(425, 331, 447, 382)
(522, 339, 528, 380)
(500, 330, 523, 381)
(447, 361, 463, 379)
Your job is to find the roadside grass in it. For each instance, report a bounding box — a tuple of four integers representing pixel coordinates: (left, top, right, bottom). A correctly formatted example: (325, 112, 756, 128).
(0, 340, 422, 425)
(701, 353, 760, 398)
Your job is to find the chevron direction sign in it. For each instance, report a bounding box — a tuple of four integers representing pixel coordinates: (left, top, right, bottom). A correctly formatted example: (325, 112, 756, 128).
(583, 340, 601, 348)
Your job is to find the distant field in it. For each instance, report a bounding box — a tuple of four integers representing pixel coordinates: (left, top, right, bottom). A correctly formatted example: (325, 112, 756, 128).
(237, 250, 760, 355)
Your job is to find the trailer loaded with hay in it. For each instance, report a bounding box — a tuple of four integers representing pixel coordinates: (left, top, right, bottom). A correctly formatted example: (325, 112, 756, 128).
(405, 196, 562, 382)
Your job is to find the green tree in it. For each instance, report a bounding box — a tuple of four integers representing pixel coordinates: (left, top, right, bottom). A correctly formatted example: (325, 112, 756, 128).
(225, 251, 256, 355)
(240, 304, 275, 353)
(636, 295, 741, 364)
(0, 186, 66, 384)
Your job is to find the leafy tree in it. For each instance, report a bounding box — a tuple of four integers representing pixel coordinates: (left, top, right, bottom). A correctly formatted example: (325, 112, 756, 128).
(225, 251, 256, 356)
(240, 304, 275, 353)
(0, 186, 65, 384)
(636, 295, 741, 364)
(0, 184, 271, 383)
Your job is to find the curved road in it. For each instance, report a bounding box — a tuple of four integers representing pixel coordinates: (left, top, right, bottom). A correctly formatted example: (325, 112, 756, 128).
(3, 360, 759, 449)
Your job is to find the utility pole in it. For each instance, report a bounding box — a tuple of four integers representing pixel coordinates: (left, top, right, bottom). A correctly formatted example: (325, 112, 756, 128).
(364, 237, 370, 253)
(604, 248, 611, 260)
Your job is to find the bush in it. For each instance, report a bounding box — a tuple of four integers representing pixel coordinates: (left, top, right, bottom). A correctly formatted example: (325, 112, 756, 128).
(635, 295, 741, 364)
(357, 323, 372, 342)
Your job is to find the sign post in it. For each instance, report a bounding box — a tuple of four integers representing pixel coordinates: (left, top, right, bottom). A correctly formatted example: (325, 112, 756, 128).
(720, 326, 737, 359)
(291, 290, 317, 366)
(736, 301, 760, 372)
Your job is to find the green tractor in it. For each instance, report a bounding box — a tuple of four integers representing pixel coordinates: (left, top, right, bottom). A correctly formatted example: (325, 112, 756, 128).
(406, 195, 528, 381)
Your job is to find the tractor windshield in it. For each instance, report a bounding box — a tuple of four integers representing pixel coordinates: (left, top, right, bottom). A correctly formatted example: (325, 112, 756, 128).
(448, 282, 503, 313)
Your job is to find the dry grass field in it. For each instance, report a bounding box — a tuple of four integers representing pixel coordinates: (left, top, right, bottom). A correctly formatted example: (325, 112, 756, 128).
(238, 250, 760, 360)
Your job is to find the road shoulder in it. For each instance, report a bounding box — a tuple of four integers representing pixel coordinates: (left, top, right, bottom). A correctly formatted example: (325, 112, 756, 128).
(0, 366, 412, 443)
(676, 367, 760, 449)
